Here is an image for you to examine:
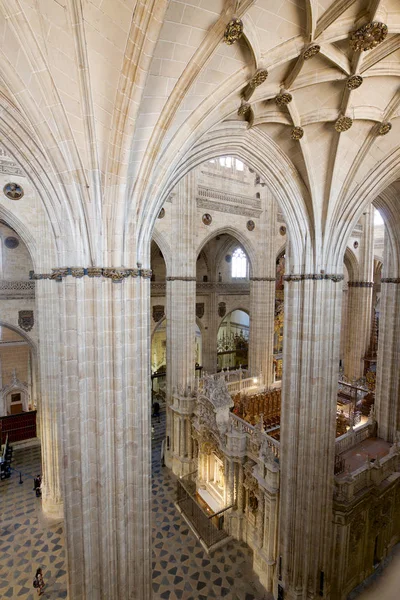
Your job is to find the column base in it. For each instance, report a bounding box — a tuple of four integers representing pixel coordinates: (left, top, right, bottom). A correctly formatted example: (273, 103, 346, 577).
(42, 495, 64, 520)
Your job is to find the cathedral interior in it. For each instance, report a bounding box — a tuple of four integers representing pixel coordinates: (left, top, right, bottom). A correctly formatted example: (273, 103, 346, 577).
(0, 1, 400, 599)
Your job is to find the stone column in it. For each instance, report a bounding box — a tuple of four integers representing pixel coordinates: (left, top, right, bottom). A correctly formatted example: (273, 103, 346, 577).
(249, 278, 276, 386)
(256, 494, 265, 549)
(202, 288, 218, 374)
(165, 172, 197, 470)
(344, 209, 374, 380)
(249, 189, 278, 387)
(36, 279, 63, 519)
(37, 269, 152, 599)
(279, 274, 343, 600)
(375, 243, 400, 442)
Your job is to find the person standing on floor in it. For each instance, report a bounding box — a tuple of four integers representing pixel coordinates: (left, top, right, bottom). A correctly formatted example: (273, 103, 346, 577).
(33, 567, 45, 596)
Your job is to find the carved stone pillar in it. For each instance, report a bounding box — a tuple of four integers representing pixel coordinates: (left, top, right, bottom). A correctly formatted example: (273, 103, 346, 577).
(36, 279, 63, 519)
(249, 278, 276, 386)
(279, 274, 343, 600)
(344, 209, 374, 380)
(165, 172, 197, 471)
(202, 289, 218, 374)
(238, 462, 245, 512)
(256, 494, 265, 549)
(376, 244, 400, 442)
(36, 270, 152, 599)
(248, 188, 277, 387)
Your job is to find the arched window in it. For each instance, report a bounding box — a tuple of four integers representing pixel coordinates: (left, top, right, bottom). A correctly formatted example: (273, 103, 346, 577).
(231, 248, 248, 278)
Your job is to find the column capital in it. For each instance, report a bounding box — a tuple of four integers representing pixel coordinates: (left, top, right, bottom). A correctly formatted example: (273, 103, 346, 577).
(381, 277, 400, 284)
(348, 281, 374, 287)
(250, 276, 276, 282)
(283, 273, 344, 282)
(30, 266, 152, 281)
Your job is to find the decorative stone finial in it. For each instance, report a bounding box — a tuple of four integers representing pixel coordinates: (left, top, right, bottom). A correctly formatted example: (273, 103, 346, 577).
(224, 18, 243, 45)
(349, 22, 388, 52)
(275, 92, 292, 106)
(303, 44, 320, 60)
(346, 75, 363, 90)
(335, 115, 353, 132)
(291, 126, 304, 140)
(378, 122, 392, 135)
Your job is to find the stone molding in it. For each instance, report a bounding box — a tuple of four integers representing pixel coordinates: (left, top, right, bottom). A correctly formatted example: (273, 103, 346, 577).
(0, 280, 35, 299)
(166, 276, 196, 282)
(30, 267, 152, 282)
(381, 278, 400, 284)
(348, 281, 374, 288)
(250, 277, 276, 282)
(197, 198, 262, 218)
(283, 273, 344, 282)
(151, 281, 250, 296)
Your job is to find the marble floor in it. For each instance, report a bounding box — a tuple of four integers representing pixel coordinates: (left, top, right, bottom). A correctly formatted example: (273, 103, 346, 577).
(0, 409, 272, 599)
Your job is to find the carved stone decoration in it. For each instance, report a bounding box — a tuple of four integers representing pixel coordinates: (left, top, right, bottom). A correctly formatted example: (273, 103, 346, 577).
(246, 220, 255, 231)
(158, 208, 165, 219)
(71, 268, 85, 278)
(238, 101, 251, 116)
(347, 75, 363, 90)
(102, 268, 130, 281)
(18, 310, 34, 332)
(140, 269, 152, 279)
(349, 22, 388, 52)
(279, 225, 286, 236)
(152, 305, 165, 323)
(202, 213, 212, 225)
(218, 302, 226, 318)
(378, 122, 392, 135)
(4, 236, 19, 249)
(353, 241, 359, 249)
(303, 44, 320, 60)
(335, 115, 353, 132)
(249, 69, 268, 89)
(223, 17, 244, 45)
(275, 92, 292, 106)
(196, 303, 204, 319)
(3, 182, 24, 200)
(87, 267, 102, 277)
(291, 126, 304, 140)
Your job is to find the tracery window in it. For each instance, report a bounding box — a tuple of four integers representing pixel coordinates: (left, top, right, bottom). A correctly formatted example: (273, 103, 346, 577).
(232, 247, 248, 278)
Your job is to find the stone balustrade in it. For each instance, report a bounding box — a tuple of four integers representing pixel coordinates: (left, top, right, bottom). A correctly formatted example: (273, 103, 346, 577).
(229, 412, 280, 459)
(335, 421, 375, 455)
(334, 446, 400, 502)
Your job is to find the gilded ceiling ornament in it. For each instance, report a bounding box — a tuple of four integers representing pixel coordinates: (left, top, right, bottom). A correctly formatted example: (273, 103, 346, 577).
(346, 75, 363, 90)
(249, 69, 268, 89)
(335, 115, 353, 132)
(223, 18, 243, 45)
(275, 92, 292, 106)
(303, 44, 320, 60)
(291, 126, 304, 140)
(378, 122, 392, 135)
(237, 101, 251, 116)
(349, 22, 388, 52)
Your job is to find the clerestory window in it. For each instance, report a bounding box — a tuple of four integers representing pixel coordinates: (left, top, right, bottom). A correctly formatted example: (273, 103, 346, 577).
(231, 248, 248, 278)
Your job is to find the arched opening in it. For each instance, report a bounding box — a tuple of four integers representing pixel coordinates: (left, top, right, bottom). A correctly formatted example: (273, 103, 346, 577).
(217, 309, 249, 371)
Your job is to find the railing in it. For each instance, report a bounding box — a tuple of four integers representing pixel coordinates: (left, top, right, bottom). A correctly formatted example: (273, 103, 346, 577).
(151, 281, 250, 295)
(176, 476, 230, 548)
(0, 411, 37, 444)
(226, 375, 260, 395)
(335, 421, 374, 455)
(229, 413, 280, 460)
(334, 449, 400, 502)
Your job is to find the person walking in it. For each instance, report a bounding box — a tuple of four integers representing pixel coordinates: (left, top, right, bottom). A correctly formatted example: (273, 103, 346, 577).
(33, 567, 45, 596)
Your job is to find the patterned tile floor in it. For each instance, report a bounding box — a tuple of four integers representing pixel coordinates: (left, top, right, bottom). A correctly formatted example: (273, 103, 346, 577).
(1, 412, 271, 599)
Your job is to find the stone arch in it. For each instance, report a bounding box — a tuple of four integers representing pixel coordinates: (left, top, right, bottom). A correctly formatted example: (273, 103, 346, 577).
(344, 247, 360, 281)
(196, 227, 257, 278)
(136, 123, 311, 272)
(218, 307, 250, 330)
(152, 228, 172, 275)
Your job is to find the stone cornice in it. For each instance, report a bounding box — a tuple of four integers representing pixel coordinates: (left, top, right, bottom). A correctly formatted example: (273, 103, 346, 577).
(283, 273, 344, 282)
(166, 276, 197, 281)
(30, 267, 152, 282)
(381, 278, 400, 284)
(250, 277, 276, 282)
(348, 281, 374, 288)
